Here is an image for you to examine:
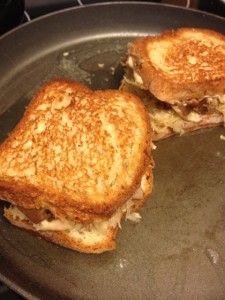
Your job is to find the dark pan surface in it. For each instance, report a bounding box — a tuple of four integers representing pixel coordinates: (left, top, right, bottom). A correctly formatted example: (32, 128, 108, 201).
(1, 2, 225, 299)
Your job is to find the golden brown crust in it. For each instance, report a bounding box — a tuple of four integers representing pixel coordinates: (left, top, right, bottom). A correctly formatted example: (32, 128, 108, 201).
(0, 181, 108, 223)
(0, 176, 152, 224)
(128, 28, 225, 103)
(0, 79, 153, 219)
(4, 207, 117, 254)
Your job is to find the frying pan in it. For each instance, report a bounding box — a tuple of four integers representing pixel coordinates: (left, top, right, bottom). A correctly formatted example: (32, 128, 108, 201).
(1, 2, 225, 299)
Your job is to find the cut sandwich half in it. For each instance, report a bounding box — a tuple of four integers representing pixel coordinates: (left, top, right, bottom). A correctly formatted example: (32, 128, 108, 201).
(121, 28, 225, 140)
(0, 80, 153, 253)
(120, 80, 223, 141)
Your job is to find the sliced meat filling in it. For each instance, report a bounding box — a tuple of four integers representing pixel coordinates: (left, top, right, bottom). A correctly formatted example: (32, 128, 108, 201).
(121, 76, 224, 140)
(172, 96, 225, 123)
(18, 207, 54, 223)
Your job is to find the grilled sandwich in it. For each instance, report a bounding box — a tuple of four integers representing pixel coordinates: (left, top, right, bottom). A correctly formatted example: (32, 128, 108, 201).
(121, 28, 225, 140)
(0, 80, 153, 253)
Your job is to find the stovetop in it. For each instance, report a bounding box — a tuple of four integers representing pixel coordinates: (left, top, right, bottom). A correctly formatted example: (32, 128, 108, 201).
(0, 0, 225, 299)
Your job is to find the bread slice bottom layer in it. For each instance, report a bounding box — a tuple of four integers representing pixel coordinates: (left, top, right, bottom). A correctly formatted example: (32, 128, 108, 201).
(4, 206, 118, 254)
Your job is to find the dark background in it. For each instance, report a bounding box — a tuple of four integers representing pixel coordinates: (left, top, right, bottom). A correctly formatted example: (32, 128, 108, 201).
(0, 0, 224, 299)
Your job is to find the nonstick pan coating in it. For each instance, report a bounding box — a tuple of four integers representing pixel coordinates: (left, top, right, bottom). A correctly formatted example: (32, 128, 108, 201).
(1, 2, 225, 299)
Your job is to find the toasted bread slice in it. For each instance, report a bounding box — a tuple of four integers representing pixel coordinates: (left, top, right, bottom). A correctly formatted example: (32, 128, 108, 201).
(127, 28, 225, 104)
(0, 79, 153, 253)
(0, 80, 152, 219)
(120, 79, 223, 140)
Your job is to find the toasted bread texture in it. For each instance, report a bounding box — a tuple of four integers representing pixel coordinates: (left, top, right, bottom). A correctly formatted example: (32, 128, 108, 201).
(120, 79, 223, 140)
(127, 28, 225, 103)
(0, 80, 152, 221)
(0, 79, 153, 253)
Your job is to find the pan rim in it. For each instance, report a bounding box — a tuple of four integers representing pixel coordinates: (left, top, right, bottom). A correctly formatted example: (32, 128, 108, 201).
(0, 2, 225, 299)
(0, 1, 225, 42)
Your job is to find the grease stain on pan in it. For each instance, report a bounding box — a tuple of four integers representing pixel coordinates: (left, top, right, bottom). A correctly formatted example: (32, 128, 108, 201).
(56, 37, 129, 89)
(206, 248, 219, 265)
(117, 258, 129, 270)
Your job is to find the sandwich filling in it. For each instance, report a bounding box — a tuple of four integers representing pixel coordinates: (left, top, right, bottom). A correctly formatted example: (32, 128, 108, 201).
(6, 170, 151, 244)
(172, 95, 225, 123)
(124, 58, 225, 139)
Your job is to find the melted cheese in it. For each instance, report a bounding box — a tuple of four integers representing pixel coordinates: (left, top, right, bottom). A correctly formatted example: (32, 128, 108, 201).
(127, 56, 143, 85)
(186, 112, 202, 122)
(133, 71, 143, 85)
(127, 56, 134, 68)
(35, 219, 72, 231)
(214, 95, 225, 121)
(151, 93, 225, 137)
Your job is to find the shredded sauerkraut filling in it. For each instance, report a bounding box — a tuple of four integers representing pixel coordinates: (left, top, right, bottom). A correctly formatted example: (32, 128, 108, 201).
(125, 55, 225, 127)
(122, 70, 225, 139)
